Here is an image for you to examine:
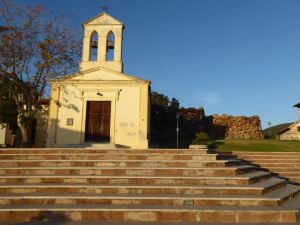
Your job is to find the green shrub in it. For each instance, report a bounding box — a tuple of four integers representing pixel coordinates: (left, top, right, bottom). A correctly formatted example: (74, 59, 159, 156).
(192, 132, 210, 145)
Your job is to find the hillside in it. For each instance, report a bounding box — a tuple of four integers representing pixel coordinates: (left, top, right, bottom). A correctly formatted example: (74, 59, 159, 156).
(263, 123, 293, 139)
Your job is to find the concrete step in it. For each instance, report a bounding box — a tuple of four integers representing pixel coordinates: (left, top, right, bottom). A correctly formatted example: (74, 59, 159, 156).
(217, 153, 300, 186)
(0, 149, 213, 155)
(0, 177, 286, 196)
(0, 165, 256, 177)
(0, 192, 294, 207)
(0, 154, 219, 161)
(239, 159, 300, 163)
(228, 152, 300, 185)
(275, 172, 300, 177)
(237, 155, 300, 160)
(0, 204, 298, 223)
(268, 168, 300, 172)
(238, 154, 300, 157)
(0, 159, 242, 168)
(67, 143, 117, 149)
(233, 152, 300, 155)
(261, 184, 300, 202)
(253, 163, 300, 168)
(0, 171, 271, 186)
(289, 177, 300, 183)
(0, 184, 298, 207)
(4, 221, 300, 225)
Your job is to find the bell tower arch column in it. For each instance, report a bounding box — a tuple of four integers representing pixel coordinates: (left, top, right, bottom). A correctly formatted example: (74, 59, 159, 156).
(82, 30, 92, 62)
(114, 30, 123, 62)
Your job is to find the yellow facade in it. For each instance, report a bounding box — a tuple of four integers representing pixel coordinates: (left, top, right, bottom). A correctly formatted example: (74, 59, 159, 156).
(46, 13, 150, 149)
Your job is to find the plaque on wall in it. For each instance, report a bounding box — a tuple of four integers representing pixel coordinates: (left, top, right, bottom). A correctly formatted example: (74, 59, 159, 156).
(67, 118, 73, 126)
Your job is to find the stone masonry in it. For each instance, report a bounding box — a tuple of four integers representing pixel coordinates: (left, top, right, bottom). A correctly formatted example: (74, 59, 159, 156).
(179, 108, 264, 140)
(209, 114, 264, 139)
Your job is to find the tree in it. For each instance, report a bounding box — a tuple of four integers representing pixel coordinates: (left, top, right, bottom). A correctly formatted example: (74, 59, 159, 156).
(151, 92, 169, 109)
(150, 92, 168, 141)
(0, 0, 81, 146)
(169, 97, 180, 112)
(0, 77, 17, 127)
(150, 92, 181, 144)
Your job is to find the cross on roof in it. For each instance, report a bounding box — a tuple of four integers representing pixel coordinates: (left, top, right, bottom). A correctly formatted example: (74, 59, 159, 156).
(100, 5, 112, 12)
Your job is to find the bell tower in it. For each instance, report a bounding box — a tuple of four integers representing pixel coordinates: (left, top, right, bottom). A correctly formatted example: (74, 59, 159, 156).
(294, 103, 300, 119)
(80, 13, 124, 72)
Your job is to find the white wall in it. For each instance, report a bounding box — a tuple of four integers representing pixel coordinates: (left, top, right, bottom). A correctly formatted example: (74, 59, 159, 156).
(0, 124, 7, 146)
(50, 83, 146, 148)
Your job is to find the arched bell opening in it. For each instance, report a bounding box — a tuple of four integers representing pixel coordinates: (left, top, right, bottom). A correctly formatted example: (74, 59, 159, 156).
(89, 31, 98, 61)
(106, 31, 115, 61)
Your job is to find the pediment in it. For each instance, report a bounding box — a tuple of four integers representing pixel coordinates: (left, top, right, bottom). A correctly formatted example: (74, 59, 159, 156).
(71, 70, 130, 81)
(54, 67, 149, 84)
(84, 13, 123, 26)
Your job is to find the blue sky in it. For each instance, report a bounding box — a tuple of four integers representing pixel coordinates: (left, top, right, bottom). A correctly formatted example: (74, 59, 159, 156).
(18, 0, 300, 128)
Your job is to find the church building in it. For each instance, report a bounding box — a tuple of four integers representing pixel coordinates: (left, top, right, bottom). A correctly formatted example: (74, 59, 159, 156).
(46, 13, 151, 149)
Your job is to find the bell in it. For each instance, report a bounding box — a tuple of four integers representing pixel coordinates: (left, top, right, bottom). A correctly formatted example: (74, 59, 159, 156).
(107, 40, 114, 50)
(90, 40, 98, 49)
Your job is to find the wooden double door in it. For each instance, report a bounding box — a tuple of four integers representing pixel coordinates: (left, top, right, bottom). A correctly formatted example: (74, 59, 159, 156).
(85, 101, 111, 142)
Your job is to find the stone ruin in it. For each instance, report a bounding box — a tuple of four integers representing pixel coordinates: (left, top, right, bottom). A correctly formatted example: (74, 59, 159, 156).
(179, 107, 264, 140)
(209, 114, 264, 139)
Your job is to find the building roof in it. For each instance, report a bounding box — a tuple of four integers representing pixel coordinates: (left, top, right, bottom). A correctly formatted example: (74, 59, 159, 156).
(277, 120, 300, 135)
(50, 66, 151, 84)
(83, 12, 124, 26)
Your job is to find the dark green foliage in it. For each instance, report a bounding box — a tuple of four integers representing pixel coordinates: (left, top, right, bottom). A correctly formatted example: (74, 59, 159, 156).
(151, 92, 169, 108)
(150, 92, 208, 148)
(192, 132, 210, 145)
(179, 107, 207, 139)
(150, 92, 180, 145)
(0, 78, 17, 128)
(169, 98, 180, 112)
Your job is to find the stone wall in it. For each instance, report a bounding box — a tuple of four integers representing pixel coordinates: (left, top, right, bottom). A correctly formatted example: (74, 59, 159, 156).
(208, 114, 264, 139)
(178, 108, 264, 140)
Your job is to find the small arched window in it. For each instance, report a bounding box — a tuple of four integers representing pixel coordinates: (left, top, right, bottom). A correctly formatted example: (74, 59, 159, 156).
(106, 31, 115, 61)
(89, 31, 98, 61)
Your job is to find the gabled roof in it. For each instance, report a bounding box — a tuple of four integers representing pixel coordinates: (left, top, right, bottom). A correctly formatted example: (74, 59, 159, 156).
(293, 103, 300, 108)
(83, 12, 124, 26)
(50, 66, 150, 84)
(278, 120, 300, 134)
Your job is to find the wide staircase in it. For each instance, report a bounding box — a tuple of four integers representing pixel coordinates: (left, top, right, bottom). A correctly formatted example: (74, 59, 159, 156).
(231, 151, 300, 184)
(0, 148, 299, 224)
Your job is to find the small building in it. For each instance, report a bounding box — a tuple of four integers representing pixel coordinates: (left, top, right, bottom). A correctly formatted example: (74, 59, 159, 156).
(46, 13, 151, 149)
(278, 103, 300, 140)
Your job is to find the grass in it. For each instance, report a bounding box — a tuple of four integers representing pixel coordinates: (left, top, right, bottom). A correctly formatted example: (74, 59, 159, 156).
(211, 139, 300, 152)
